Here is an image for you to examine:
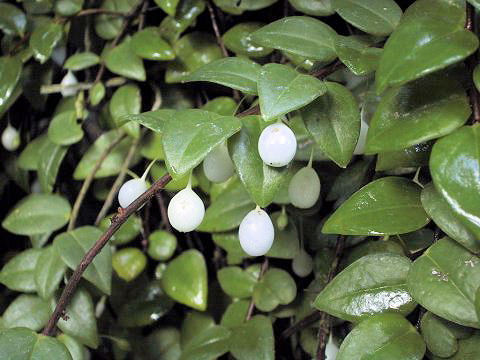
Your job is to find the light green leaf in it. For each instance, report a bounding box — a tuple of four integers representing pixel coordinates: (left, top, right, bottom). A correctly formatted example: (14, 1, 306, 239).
(337, 314, 425, 360)
(221, 300, 250, 328)
(112, 248, 147, 282)
(323, 177, 430, 235)
(257, 63, 326, 121)
(104, 37, 146, 81)
(407, 237, 480, 329)
(57, 334, 89, 360)
(0, 3, 27, 36)
(34, 245, 67, 299)
(212, 232, 250, 264)
(222, 22, 273, 58)
(123, 109, 176, 133)
(64, 52, 100, 71)
(202, 96, 237, 116)
(0, 56, 22, 116)
(266, 211, 299, 259)
(420, 311, 464, 358)
(54, 226, 112, 294)
(218, 266, 257, 299)
(109, 84, 141, 138)
(184, 57, 261, 95)
(55, 0, 84, 16)
(180, 325, 231, 360)
(2, 194, 71, 236)
(30, 21, 63, 63)
(302, 81, 360, 167)
(38, 139, 68, 193)
(131, 27, 175, 61)
(89, 82, 105, 106)
(0, 248, 42, 292)
(288, 0, 334, 16)
(2, 295, 50, 331)
(158, 0, 205, 43)
(99, 213, 141, 245)
(48, 111, 83, 146)
(156, 0, 180, 15)
(253, 268, 296, 312)
(229, 315, 274, 360)
(18, 134, 49, 171)
(251, 16, 337, 62)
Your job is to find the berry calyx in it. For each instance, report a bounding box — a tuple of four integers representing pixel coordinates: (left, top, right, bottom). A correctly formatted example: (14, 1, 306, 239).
(61, 71, 78, 97)
(288, 166, 321, 209)
(167, 180, 205, 232)
(203, 143, 235, 183)
(1, 124, 20, 151)
(258, 122, 297, 167)
(291, 249, 313, 277)
(238, 206, 274, 256)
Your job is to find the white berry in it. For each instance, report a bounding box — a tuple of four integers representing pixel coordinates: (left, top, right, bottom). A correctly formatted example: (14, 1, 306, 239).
(292, 249, 313, 277)
(238, 208, 274, 256)
(326, 333, 339, 360)
(354, 118, 369, 155)
(203, 143, 235, 183)
(118, 179, 148, 208)
(288, 167, 321, 209)
(61, 71, 78, 97)
(258, 123, 297, 167)
(1, 124, 20, 151)
(168, 187, 205, 232)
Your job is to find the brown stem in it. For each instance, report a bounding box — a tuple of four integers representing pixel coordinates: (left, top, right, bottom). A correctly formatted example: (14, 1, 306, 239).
(310, 60, 344, 79)
(75, 8, 127, 17)
(245, 258, 269, 321)
(467, 4, 480, 124)
(68, 132, 126, 230)
(281, 311, 323, 339)
(42, 174, 172, 336)
(156, 192, 172, 233)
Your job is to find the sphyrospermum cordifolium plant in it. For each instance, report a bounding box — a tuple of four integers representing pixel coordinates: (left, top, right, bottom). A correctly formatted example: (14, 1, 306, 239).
(0, 0, 480, 359)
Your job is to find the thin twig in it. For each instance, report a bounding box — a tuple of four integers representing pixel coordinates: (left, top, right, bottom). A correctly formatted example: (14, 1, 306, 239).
(42, 174, 172, 336)
(40, 77, 126, 94)
(68, 132, 126, 231)
(75, 8, 127, 17)
(156, 193, 172, 232)
(245, 258, 269, 321)
(281, 311, 323, 339)
(310, 60, 344, 79)
(467, 4, 480, 124)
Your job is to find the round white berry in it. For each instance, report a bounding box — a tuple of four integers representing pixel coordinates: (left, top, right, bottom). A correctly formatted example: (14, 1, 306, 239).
(325, 333, 339, 360)
(118, 179, 148, 208)
(168, 187, 205, 232)
(258, 123, 297, 167)
(51, 46, 66, 66)
(238, 208, 274, 256)
(61, 71, 78, 97)
(354, 118, 369, 155)
(291, 249, 313, 277)
(288, 167, 321, 209)
(1, 125, 20, 151)
(203, 143, 235, 183)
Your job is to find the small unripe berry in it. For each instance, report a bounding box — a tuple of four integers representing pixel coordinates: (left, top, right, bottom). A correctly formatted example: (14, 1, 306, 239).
(292, 249, 313, 277)
(61, 71, 78, 97)
(238, 208, 274, 256)
(203, 143, 235, 183)
(276, 211, 288, 231)
(118, 178, 148, 208)
(1, 124, 20, 151)
(168, 187, 205, 232)
(288, 167, 321, 209)
(258, 123, 297, 167)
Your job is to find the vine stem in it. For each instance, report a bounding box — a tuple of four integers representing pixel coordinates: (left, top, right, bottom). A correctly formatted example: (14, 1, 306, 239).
(245, 258, 269, 321)
(68, 132, 126, 230)
(42, 173, 172, 336)
(466, 4, 480, 124)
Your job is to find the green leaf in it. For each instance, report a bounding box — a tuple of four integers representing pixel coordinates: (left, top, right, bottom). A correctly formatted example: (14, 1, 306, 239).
(212, 232, 250, 264)
(181, 311, 215, 345)
(407, 237, 480, 328)
(420, 311, 462, 358)
(315, 253, 415, 322)
(221, 300, 250, 328)
(143, 328, 181, 360)
(218, 266, 257, 298)
(0, 328, 73, 360)
(222, 22, 273, 58)
(131, 27, 175, 61)
(365, 74, 470, 153)
(302, 81, 360, 167)
(228, 115, 289, 207)
(57, 334, 89, 360)
(147, 230, 177, 261)
(337, 314, 425, 360)
(251, 16, 337, 62)
(253, 268, 296, 312)
(34, 245, 67, 299)
(162, 109, 242, 178)
(229, 315, 274, 360)
(421, 183, 480, 254)
(109, 84, 141, 138)
(447, 332, 480, 360)
(2, 194, 71, 236)
(323, 177, 430, 235)
(0, 249, 42, 292)
(161, 249, 208, 310)
(180, 325, 231, 360)
(48, 111, 84, 146)
(197, 178, 255, 232)
(327, 158, 373, 201)
(64, 52, 100, 71)
(332, 0, 402, 36)
(375, 0, 478, 94)
(266, 211, 299, 259)
(257, 63, 326, 121)
(104, 37, 146, 81)
(18, 134, 49, 171)
(89, 82, 105, 106)
(158, 0, 205, 43)
(342, 239, 405, 267)
(123, 109, 176, 133)
(184, 57, 261, 95)
(202, 96, 237, 116)
(288, 0, 334, 16)
(99, 213, 141, 245)
(0, 56, 22, 115)
(38, 139, 68, 193)
(55, 288, 99, 349)
(112, 248, 147, 282)
(213, 0, 277, 14)
(375, 143, 431, 171)
(430, 125, 480, 239)
(334, 35, 382, 76)
(2, 295, 50, 331)
(55, 0, 84, 16)
(30, 21, 63, 63)
(156, 0, 180, 15)
(54, 226, 112, 294)
(0, 3, 27, 36)
(94, 0, 136, 40)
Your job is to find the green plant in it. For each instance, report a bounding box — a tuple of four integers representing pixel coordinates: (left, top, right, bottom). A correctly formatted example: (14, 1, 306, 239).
(0, 0, 479, 359)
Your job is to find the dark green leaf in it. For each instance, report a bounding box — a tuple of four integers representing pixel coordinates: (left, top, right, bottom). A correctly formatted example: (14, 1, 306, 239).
(335, 35, 382, 75)
(253, 268, 296, 312)
(202, 96, 237, 116)
(55, 0, 84, 16)
(229, 315, 274, 360)
(375, 143, 431, 171)
(109, 84, 141, 138)
(342, 239, 405, 267)
(0, 3, 26, 36)
(30, 21, 63, 63)
(0, 56, 22, 115)
(34, 245, 67, 299)
(18, 134, 49, 171)
(266, 211, 299, 259)
(447, 332, 480, 360)
(158, 0, 205, 43)
(218, 266, 257, 298)
(212, 232, 250, 264)
(155, 0, 180, 16)
(99, 213, 141, 245)
(213, 0, 277, 14)
(48, 111, 83, 146)
(104, 37, 146, 81)
(131, 27, 175, 61)
(94, 0, 136, 40)
(123, 109, 176, 133)
(57, 334, 89, 360)
(64, 52, 100, 71)
(420, 311, 461, 358)
(222, 22, 273, 58)
(2, 294, 50, 331)
(38, 139, 68, 193)
(0, 248, 42, 292)
(288, 0, 334, 16)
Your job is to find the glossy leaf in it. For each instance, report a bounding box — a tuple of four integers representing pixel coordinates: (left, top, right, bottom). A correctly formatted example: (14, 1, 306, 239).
(34, 245, 67, 299)
(213, 0, 277, 14)
(222, 22, 273, 58)
(218, 266, 257, 298)
(420, 311, 460, 358)
(109, 84, 141, 138)
(57, 334, 89, 360)
(2, 294, 50, 331)
(228, 116, 289, 207)
(30, 21, 63, 63)
(64, 52, 100, 71)
(104, 37, 146, 81)
(147, 230, 177, 261)
(158, 0, 206, 43)
(0, 248, 42, 292)
(94, 0, 136, 40)
(0, 3, 26, 36)
(337, 314, 425, 360)
(161, 249, 208, 310)
(332, 0, 402, 36)
(38, 139, 68, 193)
(18, 134, 49, 171)
(266, 211, 299, 259)
(2, 194, 71, 236)
(446, 332, 480, 360)
(229, 315, 274, 360)
(0, 56, 22, 118)
(55, 0, 84, 17)
(54, 226, 112, 294)
(376, 143, 431, 171)
(430, 126, 480, 238)
(335, 35, 382, 76)
(257, 63, 326, 121)
(221, 300, 250, 328)
(303, 81, 360, 167)
(162, 109, 242, 178)
(112, 248, 147, 282)
(323, 177, 430, 235)
(375, 0, 478, 93)
(288, 0, 334, 16)
(366, 74, 470, 153)
(315, 253, 415, 322)
(123, 109, 175, 133)
(253, 268, 296, 312)
(185, 57, 261, 95)
(180, 325, 231, 360)
(202, 96, 237, 116)
(251, 16, 337, 62)
(156, 0, 179, 15)
(407, 237, 480, 328)
(131, 27, 175, 61)
(342, 239, 405, 267)
(48, 111, 84, 146)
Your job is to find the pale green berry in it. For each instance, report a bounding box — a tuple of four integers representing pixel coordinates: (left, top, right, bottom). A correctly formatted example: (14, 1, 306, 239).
(292, 250, 313, 277)
(203, 143, 234, 183)
(288, 167, 321, 209)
